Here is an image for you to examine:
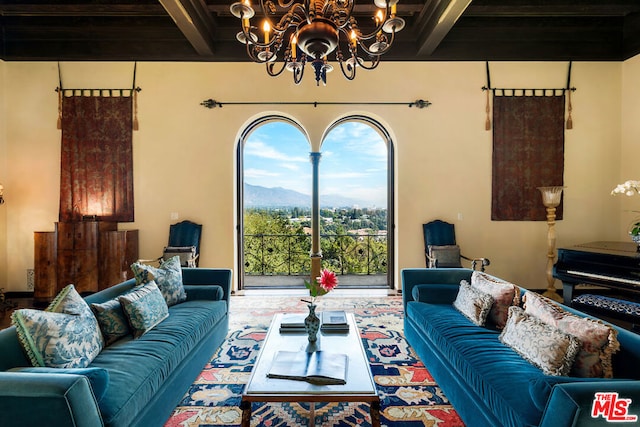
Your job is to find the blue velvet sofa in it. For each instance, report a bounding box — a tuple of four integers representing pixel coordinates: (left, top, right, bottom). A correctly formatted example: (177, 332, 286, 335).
(402, 268, 640, 427)
(0, 267, 232, 427)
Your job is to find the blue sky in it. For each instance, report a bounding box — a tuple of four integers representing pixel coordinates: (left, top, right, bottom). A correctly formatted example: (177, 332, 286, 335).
(244, 121, 387, 208)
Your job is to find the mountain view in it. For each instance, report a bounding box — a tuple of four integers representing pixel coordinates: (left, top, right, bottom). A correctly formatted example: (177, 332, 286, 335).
(244, 183, 369, 208)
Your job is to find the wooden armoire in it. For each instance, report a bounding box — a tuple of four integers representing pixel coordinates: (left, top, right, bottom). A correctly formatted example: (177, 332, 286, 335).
(34, 221, 138, 303)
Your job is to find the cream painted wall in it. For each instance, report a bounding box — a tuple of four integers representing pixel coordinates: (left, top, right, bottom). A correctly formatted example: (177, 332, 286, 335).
(621, 56, 640, 235)
(0, 60, 7, 290)
(0, 60, 631, 293)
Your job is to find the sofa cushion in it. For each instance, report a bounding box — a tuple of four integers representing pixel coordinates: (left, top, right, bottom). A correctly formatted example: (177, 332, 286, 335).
(119, 281, 169, 338)
(453, 280, 494, 326)
(406, 301, 546, 427)
(11, 284, 104, 368)
(471, 271, 519, 329)
(91, 297, 131, 345)
(500, 306, 580, 376)
(9, 366, 110, 402)
(90, 299, 227, 427)
(131, 256, 187, 306)
(428, 245, 462, 268)
(524, 291, 620, 378)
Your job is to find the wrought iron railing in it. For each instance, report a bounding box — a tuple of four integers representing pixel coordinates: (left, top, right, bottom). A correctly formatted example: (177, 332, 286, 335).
(243, 232, 387, 276)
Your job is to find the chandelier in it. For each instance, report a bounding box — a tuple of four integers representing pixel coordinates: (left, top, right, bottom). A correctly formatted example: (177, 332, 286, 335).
(229, 0, 405, 85)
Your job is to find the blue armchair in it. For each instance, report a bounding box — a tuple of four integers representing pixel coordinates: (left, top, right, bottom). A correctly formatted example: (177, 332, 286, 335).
(422, 219, 490, 271)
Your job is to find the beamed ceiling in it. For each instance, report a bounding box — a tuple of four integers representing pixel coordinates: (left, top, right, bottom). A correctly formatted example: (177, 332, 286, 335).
(1, 0, 639, 62)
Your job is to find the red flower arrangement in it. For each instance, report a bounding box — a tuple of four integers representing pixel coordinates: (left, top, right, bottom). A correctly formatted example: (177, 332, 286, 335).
(304, 269, 338, 301)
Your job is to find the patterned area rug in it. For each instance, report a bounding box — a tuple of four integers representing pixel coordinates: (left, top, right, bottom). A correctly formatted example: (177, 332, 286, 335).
(165, 295, 464, 427)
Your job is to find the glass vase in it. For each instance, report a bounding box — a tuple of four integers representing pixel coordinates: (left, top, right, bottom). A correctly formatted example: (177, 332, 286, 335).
(304, 303, 320, 343)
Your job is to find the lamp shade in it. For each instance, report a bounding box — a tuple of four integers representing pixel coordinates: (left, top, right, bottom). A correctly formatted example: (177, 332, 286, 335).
(537, 186, 564, 208)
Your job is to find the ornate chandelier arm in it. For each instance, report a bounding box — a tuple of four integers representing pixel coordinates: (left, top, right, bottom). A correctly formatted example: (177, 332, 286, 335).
(338, 57, 357, 80)
(354, 55, 381, 70)
(266, 60, 289, 76)
(347, 6, 390, 40)
(356, 29, 397, 57)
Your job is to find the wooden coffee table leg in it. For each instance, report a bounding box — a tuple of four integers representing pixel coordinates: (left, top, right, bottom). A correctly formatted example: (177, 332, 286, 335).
(370, 398, 381, 427)
(240, 399, 251, 427)
(309, 401, 315, 427)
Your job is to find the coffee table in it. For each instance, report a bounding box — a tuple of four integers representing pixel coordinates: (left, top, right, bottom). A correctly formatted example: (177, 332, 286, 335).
(240, 312, 380, 427)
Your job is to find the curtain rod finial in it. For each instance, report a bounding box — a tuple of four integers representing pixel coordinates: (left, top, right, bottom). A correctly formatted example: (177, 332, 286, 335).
(201, 99, 222, 108)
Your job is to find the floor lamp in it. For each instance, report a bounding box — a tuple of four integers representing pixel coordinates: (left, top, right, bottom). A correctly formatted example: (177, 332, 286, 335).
(538, 186, 564, 302)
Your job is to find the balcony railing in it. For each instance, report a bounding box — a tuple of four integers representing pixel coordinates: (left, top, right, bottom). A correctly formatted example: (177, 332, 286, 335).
(243, 232, 388, 277)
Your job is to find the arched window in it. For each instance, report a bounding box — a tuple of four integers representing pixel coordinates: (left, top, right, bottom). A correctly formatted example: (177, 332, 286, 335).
(320, 117, 393, 288)
(237, 115, 394, 290)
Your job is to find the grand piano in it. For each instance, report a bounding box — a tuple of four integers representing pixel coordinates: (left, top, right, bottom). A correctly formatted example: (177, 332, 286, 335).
(553, 241, 640, 305)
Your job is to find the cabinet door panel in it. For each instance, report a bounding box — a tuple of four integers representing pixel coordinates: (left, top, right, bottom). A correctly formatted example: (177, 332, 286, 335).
(72, 249, 99, 294)
(99, 230, 139, 290)
(34, 232, 57, 303)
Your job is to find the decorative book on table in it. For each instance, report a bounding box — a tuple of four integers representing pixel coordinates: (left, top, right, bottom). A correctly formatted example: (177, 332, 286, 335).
(279, 313, 306, 333)
(320, 310, 349, 332)
(267, 350, 348, 385)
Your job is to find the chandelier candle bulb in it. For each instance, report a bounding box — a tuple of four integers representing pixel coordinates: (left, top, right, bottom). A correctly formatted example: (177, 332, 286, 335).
(291, 35, 297, 59)
(263, 20, 270, 44)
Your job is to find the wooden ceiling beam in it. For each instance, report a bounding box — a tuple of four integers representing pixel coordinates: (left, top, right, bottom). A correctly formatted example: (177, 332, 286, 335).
(159, 0, 217, 57)
(415, 0, 472, 57)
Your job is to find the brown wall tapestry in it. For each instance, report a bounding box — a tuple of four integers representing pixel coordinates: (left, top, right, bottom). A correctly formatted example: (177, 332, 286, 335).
(491, 94, 565, 221)
(59, 94, 134, 222)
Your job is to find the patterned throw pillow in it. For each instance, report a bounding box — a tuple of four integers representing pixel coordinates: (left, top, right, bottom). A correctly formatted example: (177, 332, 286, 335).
(470, 271, 520, 329)
(119, 281, 169, 338)
(500, 306, 581, 376)
(131, 256, 186, 306)
(453, 280, 494, 326)
(428, 245, 462, 268)
(524, 291, 620, 378)
(11, 284, 105, 368)
(91, 297, 131, 345)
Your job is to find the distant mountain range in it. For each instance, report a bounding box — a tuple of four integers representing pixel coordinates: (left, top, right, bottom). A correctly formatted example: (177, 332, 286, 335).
(244, 183, 368, 208)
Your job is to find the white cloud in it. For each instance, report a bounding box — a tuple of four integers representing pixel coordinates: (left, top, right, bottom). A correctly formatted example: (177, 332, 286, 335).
(245, 168, 280, 179)
(245, 140, 308, 163)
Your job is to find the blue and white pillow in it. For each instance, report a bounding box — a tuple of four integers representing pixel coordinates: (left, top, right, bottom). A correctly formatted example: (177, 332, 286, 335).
(119, 281, 169, 338)
(11, 284, 105, 368)
(91, 297, 131, 345)
(131, 256, 186, 306)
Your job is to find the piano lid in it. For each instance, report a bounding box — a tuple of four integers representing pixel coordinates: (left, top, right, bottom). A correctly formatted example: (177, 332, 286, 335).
(560, 241, 640, 258)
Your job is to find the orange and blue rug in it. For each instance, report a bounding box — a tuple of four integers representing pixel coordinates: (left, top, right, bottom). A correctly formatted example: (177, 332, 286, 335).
(165, 294, 464, 427)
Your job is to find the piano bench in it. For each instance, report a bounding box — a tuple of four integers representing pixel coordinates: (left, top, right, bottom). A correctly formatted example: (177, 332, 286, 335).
(572, 294, 640, 333)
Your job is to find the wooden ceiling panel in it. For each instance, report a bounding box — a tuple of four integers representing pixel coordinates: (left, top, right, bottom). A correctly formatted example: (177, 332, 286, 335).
(1, 1, 639, 62)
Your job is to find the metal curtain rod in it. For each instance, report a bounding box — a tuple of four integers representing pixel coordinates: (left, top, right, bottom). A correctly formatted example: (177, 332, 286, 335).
(56, 62, 141, 96)
(55, 87, 142, 96)
(481, 87, 576, 96)
(482, 61, 576, 95)
(200, 99, 431, 109)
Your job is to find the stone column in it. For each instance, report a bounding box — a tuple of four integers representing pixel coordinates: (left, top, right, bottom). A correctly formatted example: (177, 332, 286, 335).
(309, 152, 322, 282)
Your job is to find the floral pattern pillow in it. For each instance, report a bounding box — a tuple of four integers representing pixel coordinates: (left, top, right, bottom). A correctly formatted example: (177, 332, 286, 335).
(471, 271, 520, 329)
(500, 306, 580, 376)
(131, 256, 186, 306)
(453, 280, 494, 326)
(524, 291, 620, 378)
(91, 297, 131, 345)
(119, 281, 169, 338)
(11, 284, 104, 368)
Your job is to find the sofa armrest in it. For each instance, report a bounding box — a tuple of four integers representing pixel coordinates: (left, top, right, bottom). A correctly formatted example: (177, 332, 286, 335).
(0, 372, 104, 427)
(181, 268, 232, 304)
(539, 381, 640, 427)
(183, 284, 224, 302)
(401, 268, 473, 309)
(411, 284, 460, 305)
